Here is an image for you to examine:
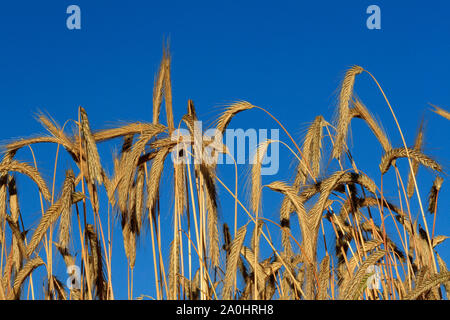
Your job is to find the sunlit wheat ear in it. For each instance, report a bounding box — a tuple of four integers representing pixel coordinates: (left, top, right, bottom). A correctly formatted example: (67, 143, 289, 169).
(0, 160, 51, 202)
(36, 113, 76, 152)
(379, 147, 442, 175)
(266, 181, 308, 221)
(55, 243, 80, 300)
(430, 104, 450, 120)
(80, 107, 103, 185)
(118, 125, 166, 215)
(55, 243, 75, 268)
(436, 253, 450, 295)
(406, 271, 450, 300)
(428, 176, 443, 213)
(333, 65, 364, 159)
(432, 235, 448, 249)
(278, 115, 326, 248)
(86, 224, 107, 299)
(153, 49, 167, 125)
(300, 171, 377, 204)
(58, 170, 76, 250)
(135, 165, 145, 234)
(8, 176, 19, 222)
(339, 240, 382, 280)
(222, 223, 232, 257)
(360, 221, 405, 261)
(352, 98, 392, 152)
(7, 256, 44, 300)
(302, 115, 326, 180)
(317, 254, 330, 300)
(5, 215, 26, 272)
(240, 246, 266, 288)
(406, 120, 425, 199)
(146, 146, 170, 214)
(48, 275, 66, 300)
(250, 220, 264, 260)
(199, 164, 220, 267)
(122, 220, 136, 269)
(340, 249, 386, 300)
(216, 101, 256, 133)
(27, 170, 74, 257)
(223, 224, 248, 300)
(0, 153, 15, 222)
(338, 196, 405, 226)
(163, 48, 174, 133)
(92, 123, 162, 143)
(251, 140, 273, 214)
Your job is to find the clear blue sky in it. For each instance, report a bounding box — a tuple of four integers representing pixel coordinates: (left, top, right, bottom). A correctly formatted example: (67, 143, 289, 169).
(0, 0, 449, 299)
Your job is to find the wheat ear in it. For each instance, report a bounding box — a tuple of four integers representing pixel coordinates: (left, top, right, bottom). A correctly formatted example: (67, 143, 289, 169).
(222, 224, 248, 300)
(333, 65, 364, 159)
(380, 147, 442, 175)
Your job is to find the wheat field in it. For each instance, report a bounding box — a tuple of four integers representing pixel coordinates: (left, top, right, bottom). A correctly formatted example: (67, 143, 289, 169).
(0, 47, 449, 300)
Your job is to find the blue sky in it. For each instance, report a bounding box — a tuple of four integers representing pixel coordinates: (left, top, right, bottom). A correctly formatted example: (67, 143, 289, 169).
(0, 1, 449, 299)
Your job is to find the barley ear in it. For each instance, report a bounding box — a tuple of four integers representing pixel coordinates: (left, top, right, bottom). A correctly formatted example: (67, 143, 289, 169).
(380, 147, 442, 175)
(340, 250, 386, 300)
(428, 176, 443, 213)
(79, 107, 103, 185)
(168, 235, 180, 300)
(405, 271, 450, 300)
(27, 170, 75, 257)
(317, 254, 330, 300)
(153, 49, 167, 125)
(333, 65, 364, 159)
(406, 120, 425, 199)
(8, 257, 44, 299)
(222, 224, 248, 300)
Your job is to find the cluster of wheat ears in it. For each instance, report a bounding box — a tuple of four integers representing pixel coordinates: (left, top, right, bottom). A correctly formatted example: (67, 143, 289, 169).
(0, 48, 449, 300)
